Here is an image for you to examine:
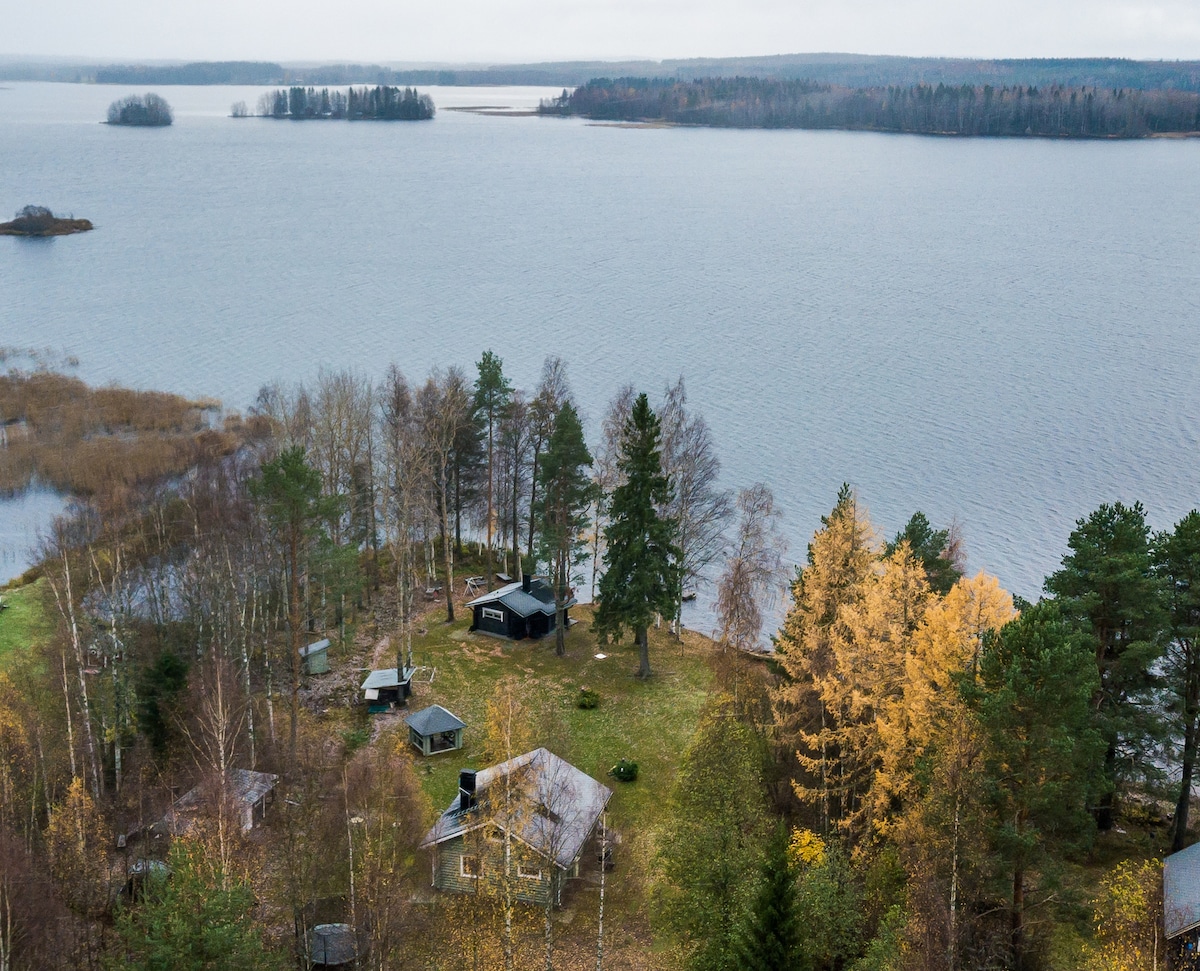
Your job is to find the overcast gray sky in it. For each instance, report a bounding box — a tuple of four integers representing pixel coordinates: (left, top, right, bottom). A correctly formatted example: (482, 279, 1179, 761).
(5, 0, 1200, 63)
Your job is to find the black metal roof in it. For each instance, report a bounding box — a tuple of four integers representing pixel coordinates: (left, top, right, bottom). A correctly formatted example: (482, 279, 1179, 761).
(466, 577, 575, 618)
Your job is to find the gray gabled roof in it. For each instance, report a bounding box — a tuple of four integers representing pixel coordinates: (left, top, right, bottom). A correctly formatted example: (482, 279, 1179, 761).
(405, 704, 466, 736)
(466, 578, 575, 618)
(300, 639, 331, 658)
(155, 768, 278, 835)
(1166, 841, 1200, 938)
(360, 667, 414, 691)
(421, 748, 612, 869)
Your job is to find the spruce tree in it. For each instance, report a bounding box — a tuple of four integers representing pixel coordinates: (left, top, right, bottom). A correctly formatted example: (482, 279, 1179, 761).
(733, 825, 804, 971)
(595, 393, 680, 679)
(534, 401, 593, 656)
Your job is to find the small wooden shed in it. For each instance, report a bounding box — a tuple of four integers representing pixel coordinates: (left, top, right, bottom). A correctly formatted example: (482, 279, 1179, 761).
(361, 667, 414, 709)
(300, 639, 331, 675)
(405, 705, 466, 755)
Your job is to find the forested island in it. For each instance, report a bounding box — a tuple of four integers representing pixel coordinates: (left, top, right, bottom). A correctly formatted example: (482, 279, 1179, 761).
(105, 93, 173, 126)
(255, 85, 434, 120)
(0, 352, 1195, 971)
(0, 205, 92, 236)
(541, 76, 1200, 137)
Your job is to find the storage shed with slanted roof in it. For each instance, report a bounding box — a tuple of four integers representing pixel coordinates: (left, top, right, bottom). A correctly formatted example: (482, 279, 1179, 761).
(467, 574, 575, 641)
(360, 667, 414, 709)
(300, 638, 331, 675)
(405, 704, 466, 756)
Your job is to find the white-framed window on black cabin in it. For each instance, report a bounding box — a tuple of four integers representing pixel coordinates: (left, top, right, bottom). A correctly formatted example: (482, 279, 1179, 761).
(481, 607, 504, 622)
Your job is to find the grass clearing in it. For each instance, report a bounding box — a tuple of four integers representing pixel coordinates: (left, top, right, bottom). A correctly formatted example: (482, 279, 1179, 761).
(402, 605, 714, 843)
(0, 578, 53, 669)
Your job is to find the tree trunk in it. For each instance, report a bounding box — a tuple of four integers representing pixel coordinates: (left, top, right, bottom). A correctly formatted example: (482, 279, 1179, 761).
(1096, 743, 1117, 830)
(1011, 865, 1025, 971)
(636, 625, 651, 679)
(1175, 700, 1199, 852)
(288, 523, 301, 767)
(527, 448, 540, 567)
(440, 492, 455, 623)
(486, 423, 495, 593)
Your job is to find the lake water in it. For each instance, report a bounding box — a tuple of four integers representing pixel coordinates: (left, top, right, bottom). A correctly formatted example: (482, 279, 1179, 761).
(2, 81, 1199, 614)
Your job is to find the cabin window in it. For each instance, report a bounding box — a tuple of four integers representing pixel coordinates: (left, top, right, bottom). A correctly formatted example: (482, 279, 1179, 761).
(460, 855, 480, 878)
(518, 864, 543, 881)
(481, 607, 504, 622)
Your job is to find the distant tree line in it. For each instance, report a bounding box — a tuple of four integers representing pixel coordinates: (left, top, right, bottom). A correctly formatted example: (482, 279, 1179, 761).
(9, 54, 1200, 89)
(105, 92, 173, 126)
(542, 76, 1200, 137)
(255, 86, 434, 120)
(95, 61, 284, 85)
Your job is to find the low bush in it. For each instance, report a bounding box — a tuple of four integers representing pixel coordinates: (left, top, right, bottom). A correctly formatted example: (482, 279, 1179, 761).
(611, 758, 638, 782)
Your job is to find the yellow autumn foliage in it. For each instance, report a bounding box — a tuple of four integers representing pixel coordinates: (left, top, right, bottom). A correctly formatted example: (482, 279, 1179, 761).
(788, 827, 827, 868)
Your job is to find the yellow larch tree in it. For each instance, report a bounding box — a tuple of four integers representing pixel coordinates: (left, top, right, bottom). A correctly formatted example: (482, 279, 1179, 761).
(823, 541, 932, 844)
(773, 485, 876, 836)
(874, 571, 1016, 838)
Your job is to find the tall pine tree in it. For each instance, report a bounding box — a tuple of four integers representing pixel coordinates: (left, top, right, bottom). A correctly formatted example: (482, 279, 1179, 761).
(1044, 501, 1164, 829)
(1154, 510, 1200, 851)
(595, 393, 680, 679)
(534, 401, 593, 656)
(474, 350, 512, 591)
(960, 602, 1103, 970)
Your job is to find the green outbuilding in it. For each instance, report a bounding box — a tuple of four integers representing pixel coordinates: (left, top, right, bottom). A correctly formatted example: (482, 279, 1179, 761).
(299, 639, 331, 675)
(405, 705, 466, 756)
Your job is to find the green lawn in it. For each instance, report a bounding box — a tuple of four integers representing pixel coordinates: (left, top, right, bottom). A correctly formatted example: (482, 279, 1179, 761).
(403, 606, 714, 845)
(0, 578, 52, 670)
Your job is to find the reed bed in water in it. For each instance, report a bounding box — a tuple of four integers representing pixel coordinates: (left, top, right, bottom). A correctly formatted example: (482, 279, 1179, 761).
(0, 371, 248, 498)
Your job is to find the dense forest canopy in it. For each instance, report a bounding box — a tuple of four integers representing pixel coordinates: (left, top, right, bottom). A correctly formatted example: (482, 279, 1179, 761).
(542, 75, 1200, 137)
(255, 85, 434, 120)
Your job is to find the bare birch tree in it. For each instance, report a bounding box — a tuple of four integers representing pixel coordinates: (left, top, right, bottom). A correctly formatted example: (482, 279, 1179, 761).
(714, 484, 788, 653)
(659, 377, 732, 635)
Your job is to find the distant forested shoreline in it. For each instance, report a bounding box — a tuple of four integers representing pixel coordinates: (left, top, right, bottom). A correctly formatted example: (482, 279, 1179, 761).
(254, 85, 434, 120)
(541, 76, 1200, 137)
(5, 54, 1200, 91)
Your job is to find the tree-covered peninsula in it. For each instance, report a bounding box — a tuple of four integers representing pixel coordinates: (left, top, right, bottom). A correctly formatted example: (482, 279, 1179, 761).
(255, 85, 434, 120)
(105, 92, 173, 126)
(541, 76, 1200, 137)
(0, 353, 1191, 971)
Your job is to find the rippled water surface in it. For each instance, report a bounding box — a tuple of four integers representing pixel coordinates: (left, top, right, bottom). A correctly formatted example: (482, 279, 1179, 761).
(3, 81, 1199, 600)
